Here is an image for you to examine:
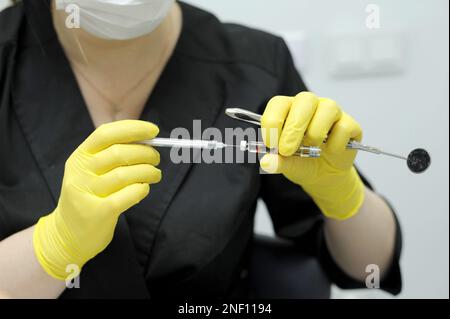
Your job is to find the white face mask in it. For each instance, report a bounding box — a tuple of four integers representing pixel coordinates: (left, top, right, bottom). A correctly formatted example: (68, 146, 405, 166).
(55, 0, 174, 40)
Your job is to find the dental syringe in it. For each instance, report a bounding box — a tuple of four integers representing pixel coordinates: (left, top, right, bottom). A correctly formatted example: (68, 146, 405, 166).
(138, 104, 431, 173)
(139, 138, 320, 158)
(140, 138, 228, 150)
(140, 135, 430, 173)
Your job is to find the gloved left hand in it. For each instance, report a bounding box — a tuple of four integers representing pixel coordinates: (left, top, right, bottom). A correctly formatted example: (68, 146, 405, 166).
(33, 120, 161, 280)
(260, 92, 365, 220)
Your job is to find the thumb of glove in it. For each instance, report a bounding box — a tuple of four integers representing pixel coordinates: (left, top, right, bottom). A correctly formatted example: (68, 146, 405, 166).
(260, 153, 319, 184)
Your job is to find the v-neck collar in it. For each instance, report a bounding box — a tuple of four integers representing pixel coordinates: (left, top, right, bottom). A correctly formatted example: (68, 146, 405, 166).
(12, 0, 227, 297)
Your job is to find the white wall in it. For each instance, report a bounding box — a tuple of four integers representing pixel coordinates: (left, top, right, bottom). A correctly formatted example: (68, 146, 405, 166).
(0, 0, 8, 10)
(1, 0, 448, 299)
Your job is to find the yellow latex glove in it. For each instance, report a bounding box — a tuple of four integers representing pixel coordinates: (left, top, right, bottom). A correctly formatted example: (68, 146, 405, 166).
(260, 92, 365, 220)
(33, 120, 162, 280)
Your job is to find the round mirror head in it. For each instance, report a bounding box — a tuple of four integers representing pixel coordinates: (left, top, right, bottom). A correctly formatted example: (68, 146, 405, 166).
(407, 149, 431, 174)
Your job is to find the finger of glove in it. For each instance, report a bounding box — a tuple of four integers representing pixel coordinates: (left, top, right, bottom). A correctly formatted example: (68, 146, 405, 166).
(325, 113, 363, 155)
(82, 120, 159, 154)
(279, 92, 319, 157)
(261, 96, 292, 149)
(93, 164, 162, 197)
(303, 98, 343, 147)
(107, 183, 151, 215)
(90, 144, 160, 175)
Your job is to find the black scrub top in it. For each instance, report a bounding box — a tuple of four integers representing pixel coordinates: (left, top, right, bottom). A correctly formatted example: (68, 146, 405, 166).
(0, 0, 402, 298)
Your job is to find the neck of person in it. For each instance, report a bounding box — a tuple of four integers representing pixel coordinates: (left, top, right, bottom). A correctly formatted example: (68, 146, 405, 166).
(51, 0, 182, 75)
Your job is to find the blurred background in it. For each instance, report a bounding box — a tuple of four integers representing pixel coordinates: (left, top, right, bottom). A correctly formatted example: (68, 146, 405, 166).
(1, 0, 448, 299)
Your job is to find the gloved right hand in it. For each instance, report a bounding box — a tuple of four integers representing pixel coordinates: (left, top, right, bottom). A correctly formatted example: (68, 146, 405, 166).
(33, 120, 162, 280)
(260, 93, 365, 220)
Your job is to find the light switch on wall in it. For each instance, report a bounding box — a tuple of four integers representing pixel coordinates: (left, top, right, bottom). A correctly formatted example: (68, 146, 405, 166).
(328, 32, 407, 78)
(368, 34, 406, 74)
(332, 36, 366, 76)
